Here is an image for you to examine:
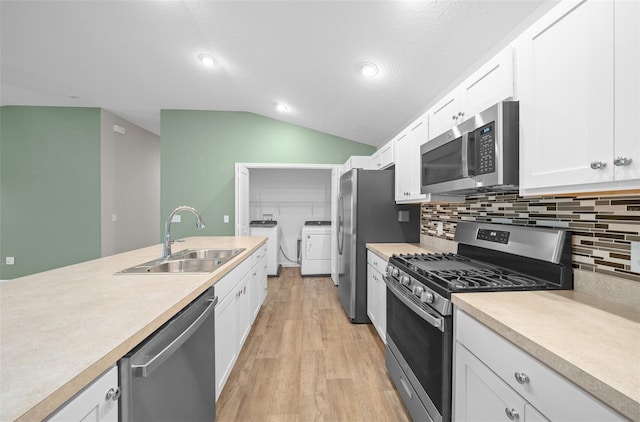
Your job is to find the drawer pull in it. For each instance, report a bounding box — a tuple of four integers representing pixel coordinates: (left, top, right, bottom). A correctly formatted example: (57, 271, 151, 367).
(505, 408, 520, 420)
(514, 372, 530, 385)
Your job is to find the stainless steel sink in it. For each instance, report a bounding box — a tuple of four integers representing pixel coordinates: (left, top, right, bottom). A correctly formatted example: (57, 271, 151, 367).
(145, 259, 223, 273)
(117, 248, 245, 274)
(170, 248, 244, 260)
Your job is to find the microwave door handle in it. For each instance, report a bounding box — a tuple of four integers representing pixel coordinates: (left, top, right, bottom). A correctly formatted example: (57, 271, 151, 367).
(461, 132, 470, 178)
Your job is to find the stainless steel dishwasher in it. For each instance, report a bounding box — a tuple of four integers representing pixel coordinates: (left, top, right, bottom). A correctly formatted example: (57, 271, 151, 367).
(119, 287, 217, 421)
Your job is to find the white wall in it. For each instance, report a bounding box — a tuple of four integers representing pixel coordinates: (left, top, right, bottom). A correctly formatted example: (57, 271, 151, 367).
(101, 110, 160, 256)
(249, 168, 332, 266)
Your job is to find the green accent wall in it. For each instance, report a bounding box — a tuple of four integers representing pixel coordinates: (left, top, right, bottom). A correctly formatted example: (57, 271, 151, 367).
(161, 110, 375, 238)
(0, 106, 101, 279)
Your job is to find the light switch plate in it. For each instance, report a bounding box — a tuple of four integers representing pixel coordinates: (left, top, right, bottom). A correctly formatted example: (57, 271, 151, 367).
(631, 241, 640, 274)
(223, 215, 229, 223)
(6, 256, 15, 265)
(171, 215, 181, 223)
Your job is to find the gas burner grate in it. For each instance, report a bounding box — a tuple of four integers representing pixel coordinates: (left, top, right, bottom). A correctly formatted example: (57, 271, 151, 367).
(424, 268, 546, 291)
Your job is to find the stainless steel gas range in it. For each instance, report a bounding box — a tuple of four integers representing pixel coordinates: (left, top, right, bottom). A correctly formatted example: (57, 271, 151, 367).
(384, 221, 573, 422)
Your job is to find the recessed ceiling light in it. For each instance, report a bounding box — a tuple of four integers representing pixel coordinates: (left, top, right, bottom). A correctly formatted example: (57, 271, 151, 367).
(198, 54, 216, 67)
(276, 103, 289, 112)
(360, 62, 379, 78)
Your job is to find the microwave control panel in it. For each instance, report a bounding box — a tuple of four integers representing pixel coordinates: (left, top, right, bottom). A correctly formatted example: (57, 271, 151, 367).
(476, 122, 496, 175)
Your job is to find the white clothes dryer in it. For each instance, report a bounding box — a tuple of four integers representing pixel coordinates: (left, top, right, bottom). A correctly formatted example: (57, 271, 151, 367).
(300, 221, 332, 276)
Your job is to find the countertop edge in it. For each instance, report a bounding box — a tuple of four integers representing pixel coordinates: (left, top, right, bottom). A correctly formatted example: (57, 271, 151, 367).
(8, 237, 267, 422)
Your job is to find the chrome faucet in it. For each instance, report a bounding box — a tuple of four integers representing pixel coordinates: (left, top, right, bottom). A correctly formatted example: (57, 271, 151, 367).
(162, 206, 206, 259)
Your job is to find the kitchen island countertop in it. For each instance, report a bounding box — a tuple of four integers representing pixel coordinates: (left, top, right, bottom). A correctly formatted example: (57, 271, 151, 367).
(0, 236, 266, 422)
(366, 242, 640, 421)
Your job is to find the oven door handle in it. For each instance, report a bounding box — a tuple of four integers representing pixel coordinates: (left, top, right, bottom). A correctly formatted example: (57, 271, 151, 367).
(385, 277, 444, 332)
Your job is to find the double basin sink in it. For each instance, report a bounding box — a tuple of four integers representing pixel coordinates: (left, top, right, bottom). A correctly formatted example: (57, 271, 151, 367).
(118, 248, 245, 274)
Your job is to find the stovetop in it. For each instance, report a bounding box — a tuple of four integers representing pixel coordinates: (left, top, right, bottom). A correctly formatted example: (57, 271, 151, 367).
(390, 253, 547, 293)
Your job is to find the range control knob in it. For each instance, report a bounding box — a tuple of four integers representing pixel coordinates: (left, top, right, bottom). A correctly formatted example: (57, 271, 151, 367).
(412, 285, 424, 296)
(400, 275, 411, 286)
(386, 265, 400, 277)
(420, 290, 435, 304)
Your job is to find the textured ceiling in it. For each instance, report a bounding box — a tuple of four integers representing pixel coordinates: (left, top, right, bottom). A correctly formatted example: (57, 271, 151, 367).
(0, 1, 550, 146)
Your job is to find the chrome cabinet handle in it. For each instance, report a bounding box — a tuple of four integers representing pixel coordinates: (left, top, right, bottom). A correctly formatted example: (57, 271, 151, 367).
(614, 156, 633, 166)
(105, 387, 121, 401)
(514, 372, 530, 384)
(590, 160, 607, 169)
(505, 408, 520, 420)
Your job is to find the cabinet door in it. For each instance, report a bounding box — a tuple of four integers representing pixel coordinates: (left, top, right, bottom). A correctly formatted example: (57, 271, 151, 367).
(614, 0, 640, 181)
(48, 367, 119, 422)
(461, 46, 514, 118)
(378, 275, 386, 344)
(373, 139, 395, 170)
(250, 263, 260, 323)
(428, 90, 462, 140)
(395, 114, 428, 203)
(454, 344, 544, 422)
(236, 271, 252, 349)
(394, 132, 411, 201)
(260, 254, 268, 306)
(518, 0, 615, 190)
(366, 263, 378, 328)
(215, 291, 237, 400)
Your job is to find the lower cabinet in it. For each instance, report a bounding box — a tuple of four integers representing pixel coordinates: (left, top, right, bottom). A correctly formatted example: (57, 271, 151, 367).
(47, 366, 119, 422)
(366, 250, 387, 343)
(214, 248, 265, 401)
(453, 309, 624, 421)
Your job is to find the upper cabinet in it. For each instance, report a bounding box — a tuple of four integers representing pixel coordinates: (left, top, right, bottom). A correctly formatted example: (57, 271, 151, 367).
(517, 0, 640, 195)
(371, 139, 395, 170)
(428, 46, 514, 140)
(395, 111, 428, 203)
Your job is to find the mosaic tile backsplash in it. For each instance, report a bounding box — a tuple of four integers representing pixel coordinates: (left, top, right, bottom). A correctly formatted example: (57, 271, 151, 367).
(420, 193, 640, 282)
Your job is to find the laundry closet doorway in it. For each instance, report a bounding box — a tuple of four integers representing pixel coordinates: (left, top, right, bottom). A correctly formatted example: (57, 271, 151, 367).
(235, 163, 339, 285)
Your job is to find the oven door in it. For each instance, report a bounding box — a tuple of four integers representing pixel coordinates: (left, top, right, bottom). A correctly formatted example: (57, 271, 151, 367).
(385, 280, 452, 422)
(421, 130, 477, 195)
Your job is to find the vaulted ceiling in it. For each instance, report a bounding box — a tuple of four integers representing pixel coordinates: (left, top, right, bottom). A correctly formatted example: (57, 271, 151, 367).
(0, 0, 551, 146)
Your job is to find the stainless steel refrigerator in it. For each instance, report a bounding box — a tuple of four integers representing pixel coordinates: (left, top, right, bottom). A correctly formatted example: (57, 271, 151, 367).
(337, 169, 420, 323)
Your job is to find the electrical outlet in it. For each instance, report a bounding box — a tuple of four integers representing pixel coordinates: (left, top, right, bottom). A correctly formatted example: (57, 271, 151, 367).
(111, 214, 117, 222)
(6, 257, 15, 265)
(436, 221, 444, 236)
(223, 215, 229, 223)
(631, 241, 640, 274)
(171, 215, 181, 223)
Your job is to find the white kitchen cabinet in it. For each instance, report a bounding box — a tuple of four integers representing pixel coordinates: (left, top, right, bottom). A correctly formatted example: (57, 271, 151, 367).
(250, 244, 267, 322)
(428, 46, 514, 140)
(214, 285, 237, 401)
(517, 0, 640, 195)
(455, 345, 549, 422)
(395, 112, 428, 203)
(47, 366, 118, 422)
(366, 250, 387, 343)
(236, 270, 251, 347)
(371, 139, 395, 170)
(341, 155, 371, 175)
(214, 249, 261, 401)
(259, 245, 268, 306)
(453, 309, 624, 422)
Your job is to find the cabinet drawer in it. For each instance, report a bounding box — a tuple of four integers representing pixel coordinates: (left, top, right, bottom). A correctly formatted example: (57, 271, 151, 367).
(455, 309, 624, 421)
(367, 250, 388, 274)
(214, 256, 251, 301)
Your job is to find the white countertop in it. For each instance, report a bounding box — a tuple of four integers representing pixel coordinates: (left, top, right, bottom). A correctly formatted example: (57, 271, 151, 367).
(0, 236, 266, 422)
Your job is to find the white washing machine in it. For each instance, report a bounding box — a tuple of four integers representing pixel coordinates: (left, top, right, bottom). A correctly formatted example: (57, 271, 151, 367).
(300, 221, 332, 276)
(249, 220, 280, 276)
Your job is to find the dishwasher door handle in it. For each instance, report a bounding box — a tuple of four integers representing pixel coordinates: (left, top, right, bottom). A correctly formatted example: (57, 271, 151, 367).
(132, 296, 217, 378)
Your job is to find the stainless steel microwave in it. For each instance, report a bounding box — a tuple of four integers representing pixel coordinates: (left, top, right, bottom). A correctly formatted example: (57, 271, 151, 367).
(420, 101, 519, 196)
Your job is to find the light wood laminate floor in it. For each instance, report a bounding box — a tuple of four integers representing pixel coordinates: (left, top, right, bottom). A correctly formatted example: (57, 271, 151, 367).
(216, 267, 412, 422)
